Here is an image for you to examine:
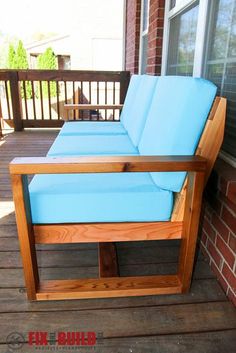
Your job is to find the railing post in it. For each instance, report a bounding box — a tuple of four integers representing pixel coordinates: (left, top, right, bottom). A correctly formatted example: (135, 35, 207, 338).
(9, 70, 23, 131)
(119, 71, 130, 104)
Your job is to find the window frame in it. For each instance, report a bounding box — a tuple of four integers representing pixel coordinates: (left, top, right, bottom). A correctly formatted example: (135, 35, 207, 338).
(162, 0, 236, 166)
(162, 0, 209, 76)
(139, 0, 150, 74)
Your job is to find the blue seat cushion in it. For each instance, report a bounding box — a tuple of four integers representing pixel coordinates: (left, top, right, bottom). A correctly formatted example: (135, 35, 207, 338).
(59, 121, 127, 136)
(47, 134, 138, 156)
(138, 76, 217, 192)
(123, 75, 158, 146)
(29, 173, 173, 224)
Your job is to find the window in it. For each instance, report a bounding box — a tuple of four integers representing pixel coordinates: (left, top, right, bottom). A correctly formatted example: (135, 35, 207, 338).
(167, 3, 199, 75)
(139, 0, 150, 73)
(204, 0, 236, 158)
(163, 0, 236, 162)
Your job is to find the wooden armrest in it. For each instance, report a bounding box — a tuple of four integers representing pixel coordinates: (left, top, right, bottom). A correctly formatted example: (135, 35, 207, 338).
(64, 104, 123, 110)
(63, 104, 123, 121)
(9, 155, 206, 175)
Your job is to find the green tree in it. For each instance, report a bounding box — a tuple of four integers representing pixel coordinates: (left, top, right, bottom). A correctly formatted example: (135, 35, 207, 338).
(7, 41, 32, 98)
(7, 43, 17, 68)
(16, 41, 32, 99)
(37, 48, 57, 97)
(15, 40, 29, 69)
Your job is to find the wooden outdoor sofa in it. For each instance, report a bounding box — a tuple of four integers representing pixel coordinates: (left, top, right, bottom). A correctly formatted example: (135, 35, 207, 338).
(9, 75, 226, 301)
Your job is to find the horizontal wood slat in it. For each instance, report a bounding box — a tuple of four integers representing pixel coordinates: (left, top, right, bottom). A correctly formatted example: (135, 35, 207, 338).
(64, 104, 123, 110)
(34, 222, 183, 244)
(36, 275, 182, 300)
(17, 69, 128, 82)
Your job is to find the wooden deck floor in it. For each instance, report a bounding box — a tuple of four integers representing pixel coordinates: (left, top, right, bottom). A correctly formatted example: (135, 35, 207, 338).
(0, 130, 235, 353)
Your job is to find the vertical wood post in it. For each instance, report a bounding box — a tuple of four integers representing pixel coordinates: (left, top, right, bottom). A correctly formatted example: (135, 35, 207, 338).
(11, 174, 39, 299)
(9, 71, 23, 131)
(99, 243, 119, 278)
(119, 71, 130, 104)
(178, 171, 205, 292)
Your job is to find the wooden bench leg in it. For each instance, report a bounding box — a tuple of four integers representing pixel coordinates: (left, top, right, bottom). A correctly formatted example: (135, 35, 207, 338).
(11, 175, 39, 300)
(178, 171, 205, 293)
(99, 242, 119, 277)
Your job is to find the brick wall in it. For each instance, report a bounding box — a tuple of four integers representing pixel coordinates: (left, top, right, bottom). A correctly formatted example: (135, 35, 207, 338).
(146, 0, 165, 75)
(125, 0, 165, 74)
(125, 0, 141, 74)
(200, 158, 236, 305)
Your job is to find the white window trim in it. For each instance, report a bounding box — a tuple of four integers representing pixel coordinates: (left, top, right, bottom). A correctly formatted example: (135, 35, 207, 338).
(192, 0, 209, 76)
(168, 0, 196, 18)
(139, 0, 150, 74)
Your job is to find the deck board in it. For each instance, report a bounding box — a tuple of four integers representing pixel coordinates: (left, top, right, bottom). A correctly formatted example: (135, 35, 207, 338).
(0, 130, 235, 352)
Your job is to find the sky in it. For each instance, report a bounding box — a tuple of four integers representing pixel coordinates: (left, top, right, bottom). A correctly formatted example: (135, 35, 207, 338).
(0, 0, 124, 42)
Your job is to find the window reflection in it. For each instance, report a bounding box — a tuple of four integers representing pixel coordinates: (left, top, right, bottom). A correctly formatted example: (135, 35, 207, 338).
(167, 3, 199, 76)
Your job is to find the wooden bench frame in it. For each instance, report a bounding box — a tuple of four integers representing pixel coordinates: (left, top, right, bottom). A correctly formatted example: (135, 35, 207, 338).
(9, 97, 226, 301)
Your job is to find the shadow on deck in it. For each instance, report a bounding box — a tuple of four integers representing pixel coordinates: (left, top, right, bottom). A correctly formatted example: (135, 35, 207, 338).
(0, 130, 235, 352)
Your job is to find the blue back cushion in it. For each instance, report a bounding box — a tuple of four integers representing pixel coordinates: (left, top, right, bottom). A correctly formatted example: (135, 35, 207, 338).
(138, 76, 217, 192)
(120, 75, 141, 125)
(123, 75, 158, 146)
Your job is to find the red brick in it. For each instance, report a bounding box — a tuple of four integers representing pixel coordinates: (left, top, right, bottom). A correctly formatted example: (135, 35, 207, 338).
(149, 31, 158, 41)
(200, 231, 208, 246)
(227, 181, 236, 206)
(212, 213, 230, 242)
(216, 235, 235, 269)
(229, 233, 236, 253)
(211, 261, 229, 293)
(157, 0, 165, 7)
(205, 190, 222, 215)
(220, 191, 236, 215)
(227, 288, 236, 307)
(203, 201, 213, 221)
(207, 238, 223, 269)
(155, 38, 163, 47)
(203, 217, 216, 243)
(125, 0, 165, 74)
(219, 176, 228, 195)
(200, 243, 210, 261)
(156, 8, 164, 17)
(125, 0, 141, 74)
(221, 206, 236, 234)
(156, 28, 164, 37)
(222, 263, 236, 293)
